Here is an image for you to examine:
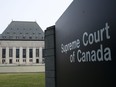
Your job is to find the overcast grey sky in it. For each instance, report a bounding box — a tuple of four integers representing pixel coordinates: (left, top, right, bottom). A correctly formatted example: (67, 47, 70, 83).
(0, 0, 73, 33)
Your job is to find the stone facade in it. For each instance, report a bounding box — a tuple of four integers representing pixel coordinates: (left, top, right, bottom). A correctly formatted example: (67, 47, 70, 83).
(0, 40, 44, 65)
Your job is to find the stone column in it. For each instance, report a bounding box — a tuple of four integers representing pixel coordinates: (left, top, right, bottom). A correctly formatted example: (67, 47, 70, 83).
(6, 47, 9, 64)
(19, 47, 23, 64)
(33, 48, 36, 64)
(39, 47, 43, 64)
(0, 47, 2, 64)
(26, 47, 29, 64)
(13, 47, 16, 64)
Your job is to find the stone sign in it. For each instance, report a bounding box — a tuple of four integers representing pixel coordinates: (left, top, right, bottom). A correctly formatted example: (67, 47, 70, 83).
(55, 0, 116, 87)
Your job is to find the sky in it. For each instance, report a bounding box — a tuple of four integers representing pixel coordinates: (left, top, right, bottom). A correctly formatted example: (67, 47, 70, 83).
(0, 0, 73, 34)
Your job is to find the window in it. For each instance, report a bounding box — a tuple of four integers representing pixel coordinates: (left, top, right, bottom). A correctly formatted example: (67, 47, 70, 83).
(23, 36, 25, 39)
(2, 49, 6, 58)
(2, 59, 5, 64)
(29, 49, 33, 58)
(7, 32, 9, 34)
(42, 37, 44, 40)
(29, 37, 32, 39)
(2, 36, 6, 39)
(16, 49, 19, 58)
(36, 49, 39, 57)
(16, 59, 19, 62)
(9, 36, 13, 39)
(23, 49, 26, 58)
(36, 59, 39, 63)
(23, 59, 26, 62)
(9, 59, 12, 64)
(16, 36, 19, 39)
(9, 49, 13, 57)
(35, 37, 38, 39)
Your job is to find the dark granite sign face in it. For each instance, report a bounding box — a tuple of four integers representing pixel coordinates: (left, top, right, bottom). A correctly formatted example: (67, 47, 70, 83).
(55, 0, 116, 87)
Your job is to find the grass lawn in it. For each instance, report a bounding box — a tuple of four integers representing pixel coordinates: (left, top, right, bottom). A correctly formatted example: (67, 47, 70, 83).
(0, 73, 45, 87)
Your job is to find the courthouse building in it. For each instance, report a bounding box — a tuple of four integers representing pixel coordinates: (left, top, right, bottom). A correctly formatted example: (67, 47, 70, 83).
(0, 21, 44, 65)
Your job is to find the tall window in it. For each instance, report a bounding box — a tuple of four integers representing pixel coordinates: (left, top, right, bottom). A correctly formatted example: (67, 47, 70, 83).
(36, 49, 39, 57)
(29, 49, 33, 58)
(9, 49, 13, 57)
(23, 49, 26, 58)
(2, 49, 6, 58)
(16, 49, 19, 58)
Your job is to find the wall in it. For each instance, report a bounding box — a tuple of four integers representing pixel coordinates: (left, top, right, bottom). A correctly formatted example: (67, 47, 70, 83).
(44, 26, 56, 87)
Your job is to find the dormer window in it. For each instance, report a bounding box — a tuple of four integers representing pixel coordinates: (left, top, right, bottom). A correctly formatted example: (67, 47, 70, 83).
(33, 33, 35, 35)
(16, 36, 19, 39)
(29, 37, 32, 39)
(35, 37, 38, 39)
(2, 36, 6, 39)
(9, 36, 13, 39)
(7, 32, 9, 34)
(23, 37, 25, 39)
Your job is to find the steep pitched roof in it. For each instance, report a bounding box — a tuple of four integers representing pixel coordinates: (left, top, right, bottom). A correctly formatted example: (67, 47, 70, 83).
(0, 21, 44, 40)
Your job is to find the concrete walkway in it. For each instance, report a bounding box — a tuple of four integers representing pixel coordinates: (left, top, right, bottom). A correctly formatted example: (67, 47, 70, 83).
(0, 64, 45, 73)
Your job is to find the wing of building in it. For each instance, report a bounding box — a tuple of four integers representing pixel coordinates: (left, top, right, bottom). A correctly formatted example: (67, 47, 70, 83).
(0, 21, 44, 65)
